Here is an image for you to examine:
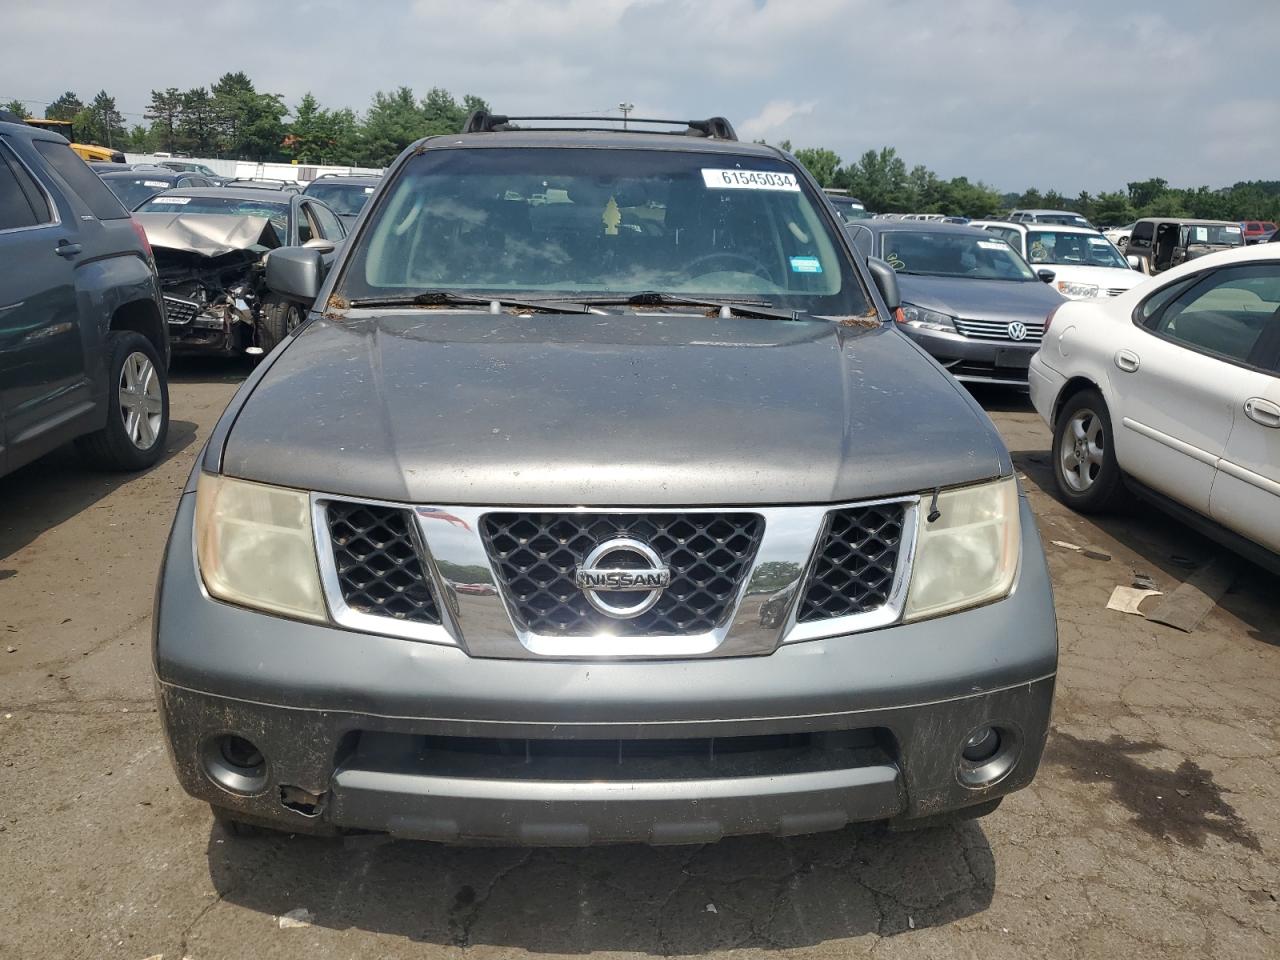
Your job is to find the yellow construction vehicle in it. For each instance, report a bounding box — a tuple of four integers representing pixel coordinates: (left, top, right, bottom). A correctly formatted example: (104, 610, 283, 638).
(23, 118, 126, 163)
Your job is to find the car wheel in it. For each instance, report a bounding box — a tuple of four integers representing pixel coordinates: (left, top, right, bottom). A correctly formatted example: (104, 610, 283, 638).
(258, 297, 306, 354)
(75, 331, 170, 471)
(1052, 388, 1128, 512)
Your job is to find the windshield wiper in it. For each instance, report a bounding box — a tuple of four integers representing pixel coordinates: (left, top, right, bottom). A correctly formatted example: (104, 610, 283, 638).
(578, 292, 804, 321)
(347, 290, 593, 314)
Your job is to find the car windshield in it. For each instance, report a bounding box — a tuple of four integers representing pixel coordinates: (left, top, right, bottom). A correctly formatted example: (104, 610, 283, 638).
(1035, 213, 1091, 227)
(135, 194, 290, 243)
(304, 181, 375, 216)
(880, 230, 1037, 281)
(339, 147, 868, 316)
(1025, 230, 1127, 268)
(1186, 224, 1243, 246)
(829, 197, 870, 222)
(102, 177, 173, 211)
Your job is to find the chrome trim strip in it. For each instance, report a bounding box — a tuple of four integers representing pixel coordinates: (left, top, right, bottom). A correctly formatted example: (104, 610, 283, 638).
(1121, 417, 1218, 467)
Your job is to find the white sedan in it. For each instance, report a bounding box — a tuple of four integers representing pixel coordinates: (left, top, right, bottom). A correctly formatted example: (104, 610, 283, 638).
(1029, 244, 1280, 569)
(971, 221, 1148, 300)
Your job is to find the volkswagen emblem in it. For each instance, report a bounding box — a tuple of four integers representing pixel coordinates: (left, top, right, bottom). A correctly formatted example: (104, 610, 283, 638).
(1007, 321, 1028, 341)
(575, 538, 671, 619)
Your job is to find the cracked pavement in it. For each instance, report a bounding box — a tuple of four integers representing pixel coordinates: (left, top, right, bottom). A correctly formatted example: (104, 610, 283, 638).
(0, 371, 1276, 959)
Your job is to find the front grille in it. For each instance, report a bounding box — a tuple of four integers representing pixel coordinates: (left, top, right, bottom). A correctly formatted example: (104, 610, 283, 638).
(953, 317, 1044, 342)
(797, 503, 906, 622)
(324, 501, 441, 625)
(481, 512, 764, 636)
(163, 296, 198, 325)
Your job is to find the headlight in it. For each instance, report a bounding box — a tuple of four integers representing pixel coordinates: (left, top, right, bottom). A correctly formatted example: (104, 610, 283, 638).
(904, 477, 1020, 621)
(1057, 280, 1099, 299)
(195, 473, 327, 621)
(899, 303, 957, 332)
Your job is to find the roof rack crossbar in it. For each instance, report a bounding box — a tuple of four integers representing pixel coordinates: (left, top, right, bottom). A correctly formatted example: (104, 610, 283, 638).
(462, 110, 737, 140)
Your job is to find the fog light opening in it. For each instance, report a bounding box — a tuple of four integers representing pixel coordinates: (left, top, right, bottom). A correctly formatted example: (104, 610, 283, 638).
(962, 727, 1001, 763)
(957, 725, 1017, 788)
(203, 734, 268, 795)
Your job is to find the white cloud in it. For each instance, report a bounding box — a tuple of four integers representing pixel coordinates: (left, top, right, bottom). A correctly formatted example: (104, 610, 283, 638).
(739, 99, 817, 141)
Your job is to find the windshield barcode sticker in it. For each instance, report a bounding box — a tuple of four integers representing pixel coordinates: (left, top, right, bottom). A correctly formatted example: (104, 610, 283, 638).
(151, 196, 191, 204)
(977, 239, 1008, 250)
(789, 256, 823, 273)
(143, 180, 170, 188)
(702, 169, 800, 191)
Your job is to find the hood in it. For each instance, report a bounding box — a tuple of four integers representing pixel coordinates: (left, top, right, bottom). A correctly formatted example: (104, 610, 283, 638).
(135, 213, 279, 258)
(220, 312, 1009, 506)
(897, 274, 1064, 321)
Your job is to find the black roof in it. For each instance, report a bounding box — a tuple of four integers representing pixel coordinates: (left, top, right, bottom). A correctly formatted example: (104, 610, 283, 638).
(304, 174, 382, 187)
(98, 170, 186, 183)
(420, 128, 781, 158)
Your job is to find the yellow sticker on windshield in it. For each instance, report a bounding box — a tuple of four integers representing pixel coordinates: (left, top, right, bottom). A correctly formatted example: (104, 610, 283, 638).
(602, 196, 621, 236)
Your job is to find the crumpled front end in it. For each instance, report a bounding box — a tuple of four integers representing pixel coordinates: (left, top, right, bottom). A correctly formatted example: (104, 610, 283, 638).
(137, 213, 278, 354)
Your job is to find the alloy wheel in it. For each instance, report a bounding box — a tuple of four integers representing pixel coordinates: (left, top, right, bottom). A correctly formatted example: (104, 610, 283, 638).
(118, 351, 163, 450)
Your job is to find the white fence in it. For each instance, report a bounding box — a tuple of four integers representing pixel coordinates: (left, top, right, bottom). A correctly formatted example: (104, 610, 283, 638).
(123, 154, 383, 185)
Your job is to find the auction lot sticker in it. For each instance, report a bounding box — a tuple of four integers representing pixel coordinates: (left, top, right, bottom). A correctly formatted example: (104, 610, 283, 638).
(150, 196, 191, 204)
(702, 169, 800, 191)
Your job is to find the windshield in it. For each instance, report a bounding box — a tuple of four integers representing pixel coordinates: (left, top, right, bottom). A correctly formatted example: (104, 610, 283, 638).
(1026, 230, 1127, 268)
(102, 177, 173, 211)
(135, 194, 290, 243)
(304, 181, 375, 216)
(1185, 224, 1243, 246)
(829, 197, 870, 222)
(1034, 213, 1091, 227)
(339, 147, 868, 316)
(881, 230, 1037, 281)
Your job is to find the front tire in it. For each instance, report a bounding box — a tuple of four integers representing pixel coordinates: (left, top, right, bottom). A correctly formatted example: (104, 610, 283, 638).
(1052, 388, 1127, 512)
(76, 331, 170, 471)
(258, 297, 306, 354)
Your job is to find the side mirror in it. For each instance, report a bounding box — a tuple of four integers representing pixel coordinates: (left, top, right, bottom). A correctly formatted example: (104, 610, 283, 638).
(265, 247, 324, 304)
(1127, 255, 1142, 271)
(1036, 268, 1056, 284)
(866, 257, 901, 311)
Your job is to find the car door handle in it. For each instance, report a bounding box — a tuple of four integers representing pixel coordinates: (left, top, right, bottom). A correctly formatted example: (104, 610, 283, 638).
(1114, 349, 1140, 373)
(54, 241, 82, 258)
(1244, 397, 1280, 429)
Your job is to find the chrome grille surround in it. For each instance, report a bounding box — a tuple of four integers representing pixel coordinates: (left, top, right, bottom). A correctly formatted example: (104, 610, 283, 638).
(952, 317, 1044, 342)
(310, 494, 920, 659)
(163, 295, 199, 325)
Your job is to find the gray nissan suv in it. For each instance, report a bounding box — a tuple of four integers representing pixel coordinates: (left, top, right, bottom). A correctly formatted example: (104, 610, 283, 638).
(155, 112, 1057, 843)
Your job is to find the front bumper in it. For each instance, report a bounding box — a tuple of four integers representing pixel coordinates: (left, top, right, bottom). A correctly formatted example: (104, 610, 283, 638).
(154, 494, 1057, 844)
(897, 326, 1039, 386)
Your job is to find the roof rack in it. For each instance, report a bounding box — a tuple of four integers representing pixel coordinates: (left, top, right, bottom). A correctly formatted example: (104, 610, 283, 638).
(461, 110, 737, 141)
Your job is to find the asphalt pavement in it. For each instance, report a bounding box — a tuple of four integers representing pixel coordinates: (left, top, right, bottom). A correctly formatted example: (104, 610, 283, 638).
(1, 365, 1276, 960)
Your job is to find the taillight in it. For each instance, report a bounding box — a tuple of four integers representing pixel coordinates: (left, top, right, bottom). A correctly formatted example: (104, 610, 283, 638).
(129, 216, 152, 259)
(1044, 303, 1063, 335)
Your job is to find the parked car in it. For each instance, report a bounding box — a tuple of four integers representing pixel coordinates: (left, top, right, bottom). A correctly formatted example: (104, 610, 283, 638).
(1125, 217, 1244, 275)
(1242, 220, 1278, 245)
(156, 159, 227, 184)
(1103, 221, 1136, 247)
(1030, 244, 1280, 572)
(847, 221, 1065, 385)
(1007, 208, 1093, 228)
(822, 190, 871, 223)
(153, 110, 1056, 844)
(98, 169, 219, 210)
(132, 187, 345, 354)
(0, 118, 170, 478)
(969, 221, 1147, 299)
(301, 173, 382, 227)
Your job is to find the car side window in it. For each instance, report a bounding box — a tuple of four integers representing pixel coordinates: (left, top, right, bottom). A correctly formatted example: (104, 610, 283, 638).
(1129, 221, 1154, 247)
(0, 142, 51, 229)
(31, 139, 129, 220)
(1147, 265, 1280, 365)
(309, 201, 345, 239)
(296, 203, 315, 244)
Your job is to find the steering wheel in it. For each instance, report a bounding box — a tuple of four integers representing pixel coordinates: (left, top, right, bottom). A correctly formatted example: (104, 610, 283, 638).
(682, 252, 775, 282)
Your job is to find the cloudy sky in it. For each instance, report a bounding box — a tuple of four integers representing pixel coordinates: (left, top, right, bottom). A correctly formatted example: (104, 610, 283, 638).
(5, 0, 1277, 193)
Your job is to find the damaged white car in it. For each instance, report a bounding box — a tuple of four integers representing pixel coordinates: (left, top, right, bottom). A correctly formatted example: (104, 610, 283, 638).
(134, 188, 345, 355)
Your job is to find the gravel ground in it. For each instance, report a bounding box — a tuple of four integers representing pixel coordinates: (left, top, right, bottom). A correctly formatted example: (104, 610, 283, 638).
(0, 367, 1276, 960)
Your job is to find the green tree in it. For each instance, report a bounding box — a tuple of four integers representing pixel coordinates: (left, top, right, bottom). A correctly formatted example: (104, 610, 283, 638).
(45, 91, 83, 121)
(145, 87, 183, 152)
(2, 99, 29, 117)
(792, 147, 841, 187)
(420, 87, 463, 135)
(844, 147, 911, 212)
(360, 86, 423, 166)
(1127, 178, 1169, 210)
(179, 87, 218, 155)
(1091, 191, 1133, 226)
(86, 90, 126, 149)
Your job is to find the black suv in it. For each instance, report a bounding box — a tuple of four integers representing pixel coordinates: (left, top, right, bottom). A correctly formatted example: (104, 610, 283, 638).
(0, 116, 170, 478)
